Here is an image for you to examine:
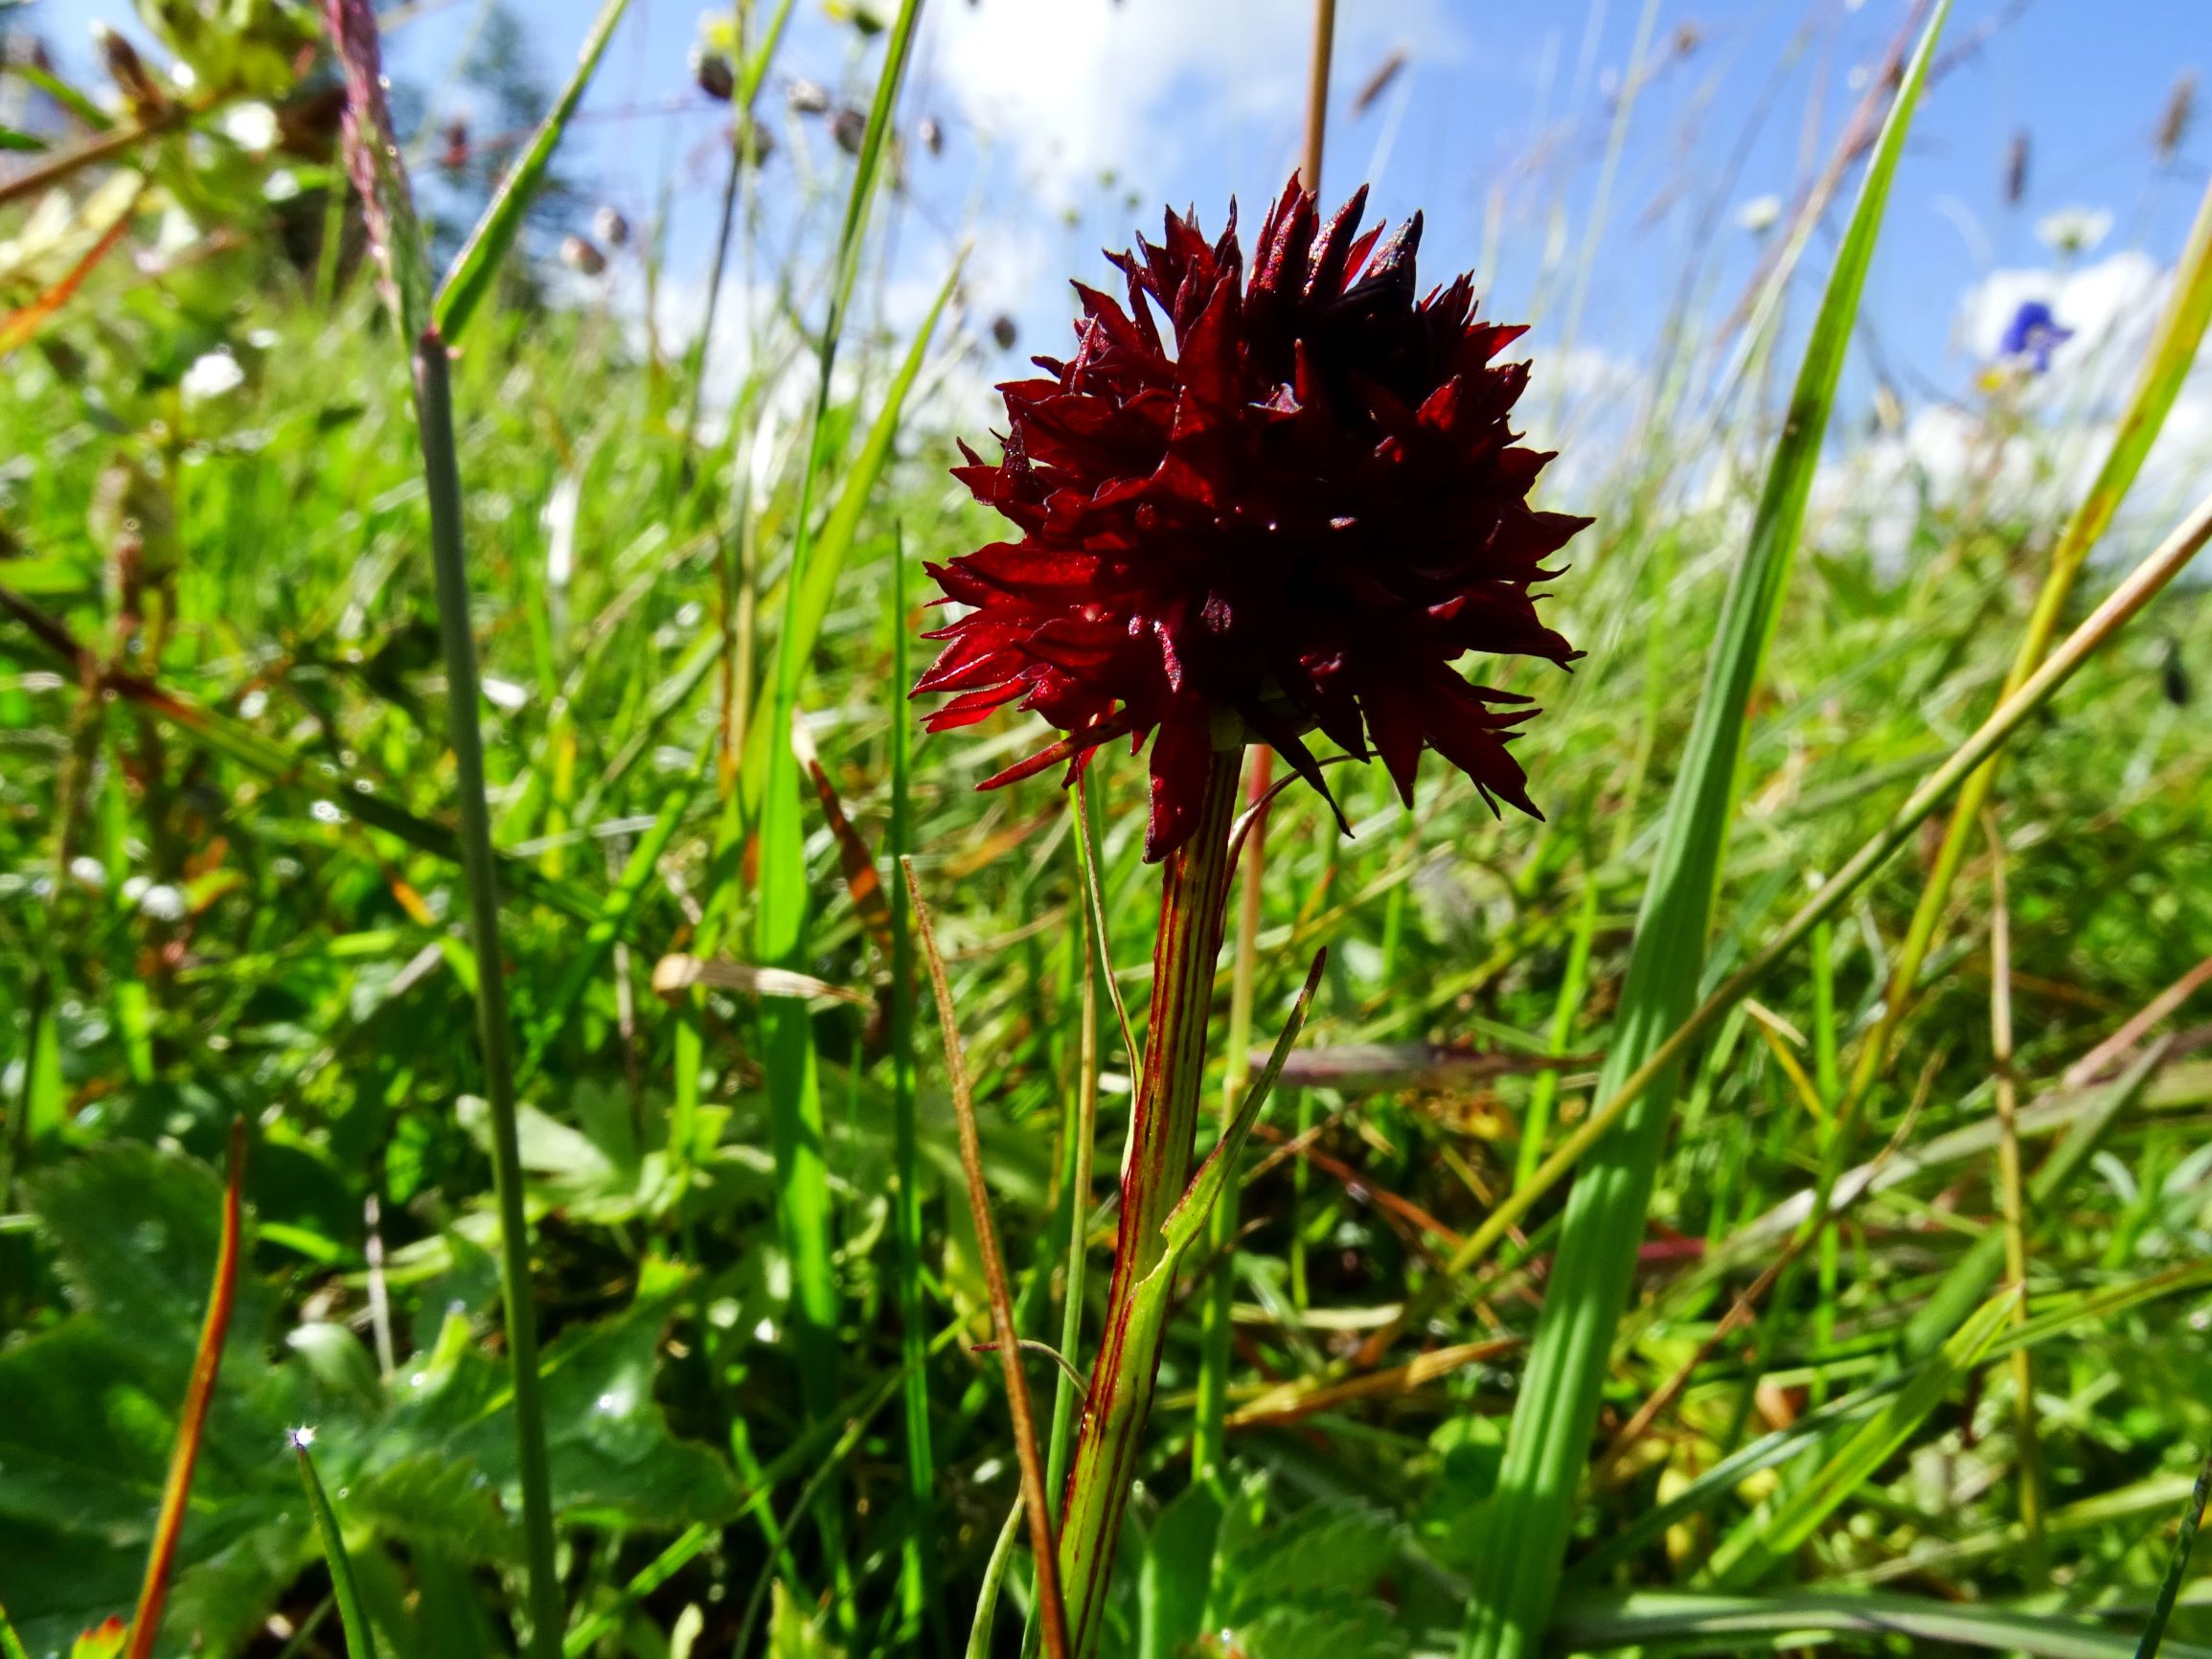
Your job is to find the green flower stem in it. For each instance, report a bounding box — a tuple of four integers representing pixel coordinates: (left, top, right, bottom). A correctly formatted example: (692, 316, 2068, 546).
(1194, 749, 1271, 1478)
(412, 330, 562, 1659)
(1058, 747, 1244, 1657)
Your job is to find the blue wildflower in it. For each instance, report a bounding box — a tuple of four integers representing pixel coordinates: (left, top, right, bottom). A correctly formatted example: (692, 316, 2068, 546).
(1999, 299, 2072, 372)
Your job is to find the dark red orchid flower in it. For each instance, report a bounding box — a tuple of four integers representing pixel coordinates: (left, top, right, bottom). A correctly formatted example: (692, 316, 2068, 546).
(916, 174, 1589, 861)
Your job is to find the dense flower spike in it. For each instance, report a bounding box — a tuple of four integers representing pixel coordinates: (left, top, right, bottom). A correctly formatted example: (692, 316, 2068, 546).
(917, 175, 1589, 860)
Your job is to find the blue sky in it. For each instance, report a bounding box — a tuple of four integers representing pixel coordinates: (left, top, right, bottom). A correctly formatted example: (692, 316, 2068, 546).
(42, 0, 2212, 459)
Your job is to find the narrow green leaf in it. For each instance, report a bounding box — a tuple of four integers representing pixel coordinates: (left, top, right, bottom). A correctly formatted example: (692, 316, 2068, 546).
(1553, 1589, 2212, 1659)
(1138, 1482, 1225, 1659)
(965, 1501, 1025, 1659)
(2134, 1446, 2212, 1659)
(11, 64, 113, 131)
(751, 4, 925, 1617)
(888, 529, 939, 1641)
(736, 256, 960, 824)
(0, 126, 46, 152)
(432, 0, 634, 343)
(292, 1434, 378, 1659)
(1708, 1286, 2016, 1588)
(1457, 11, 1951, 1654)
(0, 1596, 32, 1659)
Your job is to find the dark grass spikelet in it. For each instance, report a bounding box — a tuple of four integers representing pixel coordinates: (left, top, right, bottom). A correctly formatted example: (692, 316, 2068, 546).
(916, 174, 1589, 860)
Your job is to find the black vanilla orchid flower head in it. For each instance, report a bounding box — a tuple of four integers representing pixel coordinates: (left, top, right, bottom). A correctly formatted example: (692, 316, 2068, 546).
(916, 174, 1590, 861)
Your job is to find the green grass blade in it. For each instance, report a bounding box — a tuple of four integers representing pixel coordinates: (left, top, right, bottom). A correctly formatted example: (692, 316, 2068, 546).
(736, 257, 959, 824)
(756, 0, 926, 1384)
(292, 1433, 378, 1659)
(1554, 1589, 2212, 1659)
(966, 1502, 1026, 1659)
(1515, 875, 1597, 1191)
(753, 0, 924, 1614)
(412, 335, 563, 1659)
(0, 1598, 28, 1659)
(432, 0, 634, 343)
(1708, 1286, 2016, 1588)
(2134, 1445, 2212, 1659)
(888, 528, 940, 1645)
(1456, 10, 1950, 1653)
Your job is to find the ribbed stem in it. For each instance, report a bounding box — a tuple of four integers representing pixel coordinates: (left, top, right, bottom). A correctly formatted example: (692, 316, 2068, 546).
(413, 330, 562, 1659)
(1193, 749, 1272, 1476)
(1057, 748, 1243, 1657)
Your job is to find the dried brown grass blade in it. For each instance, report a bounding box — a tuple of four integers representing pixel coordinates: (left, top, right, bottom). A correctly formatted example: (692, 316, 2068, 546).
(125, 1119, 246, 1659)
(901, 856, 1069, 1659)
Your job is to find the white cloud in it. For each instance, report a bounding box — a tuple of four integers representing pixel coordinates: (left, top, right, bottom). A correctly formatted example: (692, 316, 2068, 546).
(924, 0, 1464, 208)
(1956, 249, 2165, 378)
(1814, 247, 2212, 567)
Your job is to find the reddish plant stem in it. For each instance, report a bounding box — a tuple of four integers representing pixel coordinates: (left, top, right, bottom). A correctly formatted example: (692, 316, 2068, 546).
(1058, 747, 1243, 1655)
(126, 1120, 245, 1659)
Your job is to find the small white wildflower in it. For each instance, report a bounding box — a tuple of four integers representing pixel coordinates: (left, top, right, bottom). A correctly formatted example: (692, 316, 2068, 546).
(220, 102, 280, 155)
(138, 884, 187, 922)
(482, 676, 528, 713)
(1737, 193, 1783, 236)
(2037, 206, 2112, 258)
(262, 168, 302, 204)
(155, 205, 200, 258)
(69, 854, 105, 889)
(542, 473, 581, 590)
(180, 350, 245, 404)
(287, 1425, 317, 1450)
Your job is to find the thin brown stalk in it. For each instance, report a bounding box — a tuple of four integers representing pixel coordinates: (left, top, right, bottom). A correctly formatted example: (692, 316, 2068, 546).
(1248, 1122, 1464, 1249)
(0, 183, 144, 355)
(969, 1338, 1089, 1396)
(1227, 1336, 1520, 1430)
(1300, 0, 1337, 192)
(1984, 808, 2044, 1567)
(2063, 951, 2212, 1089)
(903, 857, 1069, 1659)
(0, 106, 191, 210)
(125, 1120, 245, 1659)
